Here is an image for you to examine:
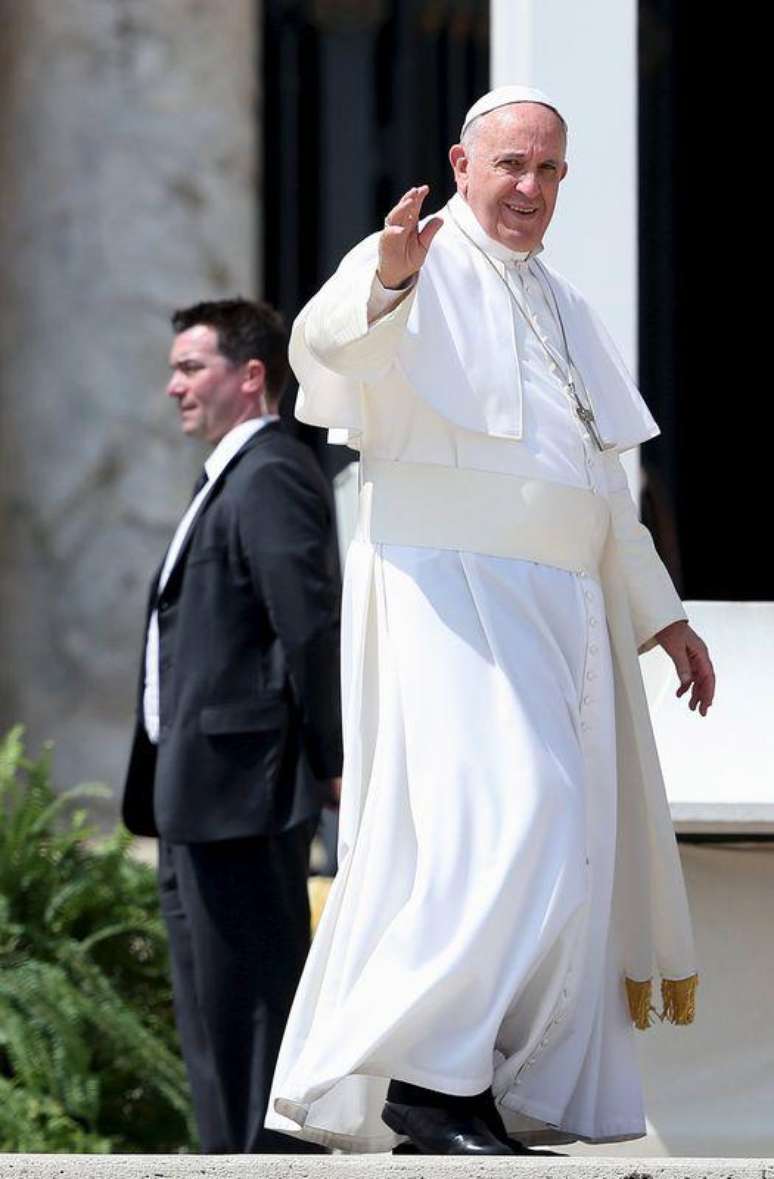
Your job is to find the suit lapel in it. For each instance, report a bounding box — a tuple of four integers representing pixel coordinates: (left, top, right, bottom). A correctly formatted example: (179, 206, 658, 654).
(145, 563, 163, 623)
(160, 420, 284, 599)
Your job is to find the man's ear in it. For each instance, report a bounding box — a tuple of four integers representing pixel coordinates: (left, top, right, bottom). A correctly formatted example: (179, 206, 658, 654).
(243, 358, 266, 396)
(449, 143, 469, 193)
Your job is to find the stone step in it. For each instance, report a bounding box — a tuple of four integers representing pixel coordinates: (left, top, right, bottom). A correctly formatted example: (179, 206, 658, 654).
(0, 1158, 771, 1179)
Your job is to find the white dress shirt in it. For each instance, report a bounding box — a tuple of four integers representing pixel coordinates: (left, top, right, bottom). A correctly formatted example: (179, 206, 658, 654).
(142, 415, 279, 744)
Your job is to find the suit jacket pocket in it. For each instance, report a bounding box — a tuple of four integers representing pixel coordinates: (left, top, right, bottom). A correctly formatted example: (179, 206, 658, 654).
(200, 696, 288, 735)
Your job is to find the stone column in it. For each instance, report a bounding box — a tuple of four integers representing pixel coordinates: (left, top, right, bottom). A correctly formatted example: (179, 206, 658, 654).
(0, 0, 258, 813)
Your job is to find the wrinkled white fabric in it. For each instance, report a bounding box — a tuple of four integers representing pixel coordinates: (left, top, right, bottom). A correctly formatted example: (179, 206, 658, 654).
(268, 531, 645, 1149)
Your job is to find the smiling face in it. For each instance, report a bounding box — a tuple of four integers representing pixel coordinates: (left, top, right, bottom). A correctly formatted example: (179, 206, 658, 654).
(449, 102, 568, 253)
(166, 324, 265, 444)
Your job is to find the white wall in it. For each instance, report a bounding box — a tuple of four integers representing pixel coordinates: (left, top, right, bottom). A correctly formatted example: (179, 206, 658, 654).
(491, 0, 637, 374)
(490, 0, 639, 489)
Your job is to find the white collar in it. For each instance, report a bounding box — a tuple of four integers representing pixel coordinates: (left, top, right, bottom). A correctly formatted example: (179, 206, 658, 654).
(447, 192, 543, 266)
(204, 415, 279, 483)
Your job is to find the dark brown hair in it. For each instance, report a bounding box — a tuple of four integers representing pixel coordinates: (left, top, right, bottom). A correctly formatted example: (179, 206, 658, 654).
(171, 297, 290, 404)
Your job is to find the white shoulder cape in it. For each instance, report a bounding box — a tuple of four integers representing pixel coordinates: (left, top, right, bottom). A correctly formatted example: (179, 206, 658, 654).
(292, 213, 658, 454)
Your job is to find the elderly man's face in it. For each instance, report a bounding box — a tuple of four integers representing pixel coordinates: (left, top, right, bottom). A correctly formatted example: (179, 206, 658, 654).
(450, 103, 568, 253)
(166, 325, 249, 444)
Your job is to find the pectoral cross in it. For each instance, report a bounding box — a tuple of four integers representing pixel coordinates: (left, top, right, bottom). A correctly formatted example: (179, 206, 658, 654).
(567, 381, 606, 452)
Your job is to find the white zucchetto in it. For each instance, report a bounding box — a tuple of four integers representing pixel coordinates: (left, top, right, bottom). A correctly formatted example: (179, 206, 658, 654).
(461, 84, 564, 138)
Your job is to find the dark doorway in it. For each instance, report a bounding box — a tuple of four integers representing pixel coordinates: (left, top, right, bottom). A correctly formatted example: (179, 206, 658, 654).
(639, 3, 769, 601)
(262, 0, 489, 480)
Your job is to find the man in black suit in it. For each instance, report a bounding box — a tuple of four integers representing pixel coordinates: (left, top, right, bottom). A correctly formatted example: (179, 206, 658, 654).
(122, 298, 342, 1153)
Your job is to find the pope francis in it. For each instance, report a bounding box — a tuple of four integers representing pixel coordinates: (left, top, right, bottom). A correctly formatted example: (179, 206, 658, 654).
(265, 85, 715, 1156)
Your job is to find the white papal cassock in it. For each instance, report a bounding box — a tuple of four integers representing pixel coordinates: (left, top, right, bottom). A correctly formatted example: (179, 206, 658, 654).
(265, 192, 697, 1151)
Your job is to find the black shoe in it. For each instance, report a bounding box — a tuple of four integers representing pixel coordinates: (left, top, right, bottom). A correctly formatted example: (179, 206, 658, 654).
(480, 1111, 567, 1157)
(476, 1101, 567, 1157)
(392, 1137, 565, 1157)
(479, 1093, 548, 1155)
(382, 1101, 514, 1155)
(475, 1091, 515, 1145)
(390, 1127, 537, 1156)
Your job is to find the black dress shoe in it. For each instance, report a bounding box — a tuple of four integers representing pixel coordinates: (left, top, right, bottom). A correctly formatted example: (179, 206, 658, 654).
(475, 1100, 567, 1156)
(478, 1111, 567, 1157)
(391, 1103, 566, 1158)
(393, 1138, 566, 1156)
(382, 1101, 514, 1155)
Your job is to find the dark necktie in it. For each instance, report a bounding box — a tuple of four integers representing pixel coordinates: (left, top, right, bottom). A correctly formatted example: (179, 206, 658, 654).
(190, 469, 209, 500)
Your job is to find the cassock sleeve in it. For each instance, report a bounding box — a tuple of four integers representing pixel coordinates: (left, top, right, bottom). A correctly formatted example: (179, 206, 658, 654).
(301, 245, 416, 381)
(605, 454, 688, 653)
(237, 456, 343, 781)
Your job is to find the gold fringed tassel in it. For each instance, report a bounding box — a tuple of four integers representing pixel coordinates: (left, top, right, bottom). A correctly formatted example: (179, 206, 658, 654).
(660, 974, 698, 1025)
(625, 977, 654, 1030)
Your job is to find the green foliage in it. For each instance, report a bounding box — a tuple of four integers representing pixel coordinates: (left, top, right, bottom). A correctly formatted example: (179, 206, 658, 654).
(0, 726, 196, 1153)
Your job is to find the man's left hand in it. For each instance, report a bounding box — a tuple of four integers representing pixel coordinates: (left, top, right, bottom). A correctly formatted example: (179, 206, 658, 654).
(323, 776, 342, 809)
(654, 620, 715, 716)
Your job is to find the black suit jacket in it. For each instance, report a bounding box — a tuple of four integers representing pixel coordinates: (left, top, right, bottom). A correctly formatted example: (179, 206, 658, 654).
(122, 421, 343, 843)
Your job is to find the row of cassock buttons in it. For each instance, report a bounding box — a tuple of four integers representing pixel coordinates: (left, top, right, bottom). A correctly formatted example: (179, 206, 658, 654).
(512, 963, 574, 1088)
(579, 571, 600, 733)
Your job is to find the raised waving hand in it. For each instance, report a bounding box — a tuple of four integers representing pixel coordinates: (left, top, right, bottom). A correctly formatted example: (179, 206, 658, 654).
(377, 185, 444, 290)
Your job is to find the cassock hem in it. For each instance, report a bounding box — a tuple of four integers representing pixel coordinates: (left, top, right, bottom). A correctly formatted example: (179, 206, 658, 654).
(375, 1063, 493, 1095)
(271, 1083, 648, 1154)
(272, 1098, 402, 1153)
(499, 1093, 647, 1145)
(271, 1093, 647, 1153)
